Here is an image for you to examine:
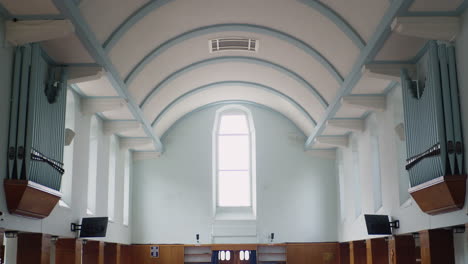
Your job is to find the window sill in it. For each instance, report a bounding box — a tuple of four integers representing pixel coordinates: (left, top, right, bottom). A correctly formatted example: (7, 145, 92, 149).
(215, 207, 256, 220)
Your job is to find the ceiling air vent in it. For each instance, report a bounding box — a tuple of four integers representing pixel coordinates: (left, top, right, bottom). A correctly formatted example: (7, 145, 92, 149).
(210, 38, 258, 53)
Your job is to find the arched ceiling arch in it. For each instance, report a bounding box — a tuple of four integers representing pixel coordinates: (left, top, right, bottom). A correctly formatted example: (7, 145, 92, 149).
(105, 0, 361, 79)
(102, 0, 365, 52)
(139, 56, 328, 108)
(153, 86, 316, 137)
(160, 100, 308, 140)
(151, 80, 317, 126)
(140, 62, 326, 125)
(123, 23, 344, 86)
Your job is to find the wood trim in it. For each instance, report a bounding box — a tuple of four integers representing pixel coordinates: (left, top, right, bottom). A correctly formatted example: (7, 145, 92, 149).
(420, 229, 455, 264)
(339, 243, 350, 264)
(55, 238, 82, 264)
(83, 240, 104, 264)
(4, 179, 61, 219)
(349, 240, 366, 264)
(388, 235, 415, 264)
(104, 243, 121, 264)
(366, 238, 388, 264)
(409, 175, 466, 215)
(17, 233, 51, 264)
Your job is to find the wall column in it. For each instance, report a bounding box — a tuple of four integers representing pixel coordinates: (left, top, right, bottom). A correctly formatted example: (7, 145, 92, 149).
(17, 233, 51, 264)
(55, 238, 82, 264)
(366, 238, 388, 264)
(104, 243, 121, 264)
(388, 235, 415, 264)
(350, 240, 367, 264)
(420, 229, 455, 264)
(83, 241, 104, 264)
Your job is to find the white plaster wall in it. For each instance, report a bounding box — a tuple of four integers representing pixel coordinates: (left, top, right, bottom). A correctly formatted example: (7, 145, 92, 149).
(0, 16, 131, 244)
(132, 105, 338, 244)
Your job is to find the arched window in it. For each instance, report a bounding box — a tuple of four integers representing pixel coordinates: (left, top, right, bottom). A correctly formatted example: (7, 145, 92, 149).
(108, 135, 118, 221)
(213, 106, 255, 209)
(87, 115, 99, 215)
(60, 89, 75, 207)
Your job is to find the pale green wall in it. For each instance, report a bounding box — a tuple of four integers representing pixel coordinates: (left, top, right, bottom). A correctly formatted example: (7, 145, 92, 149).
(132, 105, 338, 244)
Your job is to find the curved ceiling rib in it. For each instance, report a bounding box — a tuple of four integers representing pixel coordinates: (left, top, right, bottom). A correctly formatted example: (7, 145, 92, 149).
(151, 80, 317, 127)
(123, 23, 344, 85)
(299, 0, 365, 48)
(160, 100, 308, 140)
(139, 56, 329, 108)
(103, 0, 364, 52)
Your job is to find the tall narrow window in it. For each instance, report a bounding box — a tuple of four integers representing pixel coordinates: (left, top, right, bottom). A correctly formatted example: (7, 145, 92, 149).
(60, 90, 75, 207)
(87, 116, 99, 215)
(108, 135, 117, 221)
(371, 135, 383, 211)
(123, 151, 130, 226)
(214, 106, 255, 208)
(351, 139, 362, 218)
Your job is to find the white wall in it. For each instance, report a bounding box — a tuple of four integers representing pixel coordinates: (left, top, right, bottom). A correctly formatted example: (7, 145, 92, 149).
(337, 8, 468, 244)
(132, 105, 338, 244)
(0, 16, 131, 244)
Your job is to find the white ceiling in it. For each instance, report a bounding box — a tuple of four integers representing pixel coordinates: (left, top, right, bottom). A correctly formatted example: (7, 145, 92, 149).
(1, 0, 465, 151)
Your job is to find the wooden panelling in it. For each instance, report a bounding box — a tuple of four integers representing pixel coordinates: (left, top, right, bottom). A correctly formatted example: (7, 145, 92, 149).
(17, 233, 51, 264)
(120, 245, 131, 264)
(130, 245, 184, 264)
(339, 243, 350, 264)
(4, 179, 61, 219)
(388, 235, 416, 264)
(349, 241, 367, 264)
(286, 243, 339, 264)
(83, 241, 104, 264)
(419, 229, 455, 264)
(366, 238, 388, 264)
(409, 175, 467, 215)
(104, 243, 121, 264)
(55, 238, 82, 264)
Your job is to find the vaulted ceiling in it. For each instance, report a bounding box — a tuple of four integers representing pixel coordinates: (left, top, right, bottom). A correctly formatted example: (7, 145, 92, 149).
(0, 0, 465, 153)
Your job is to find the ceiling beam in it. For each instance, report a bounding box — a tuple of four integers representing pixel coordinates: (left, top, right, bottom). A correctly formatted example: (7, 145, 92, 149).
(132, 151, 161, 160)
(80, 98, 126, 115)
(5, 20, 74, 45)
(67, 66, 105, 84)
(391, 16, 460, 41)
(315, 136, 349, 148)
(362, 63, 416, 81)
(306, 149, 337, 160)
(52, 0, 164, 152)
(103, 120, 142, 135)
(341, 95, 387, 112)
(305, 0, 414, 149)
(327, 118, 365, 132)
(120, 138, 154, 150)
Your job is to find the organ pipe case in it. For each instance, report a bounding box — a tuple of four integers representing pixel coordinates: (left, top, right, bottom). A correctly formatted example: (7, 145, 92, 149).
(4, 44, 67, 219)
(401, 41, 465, 215)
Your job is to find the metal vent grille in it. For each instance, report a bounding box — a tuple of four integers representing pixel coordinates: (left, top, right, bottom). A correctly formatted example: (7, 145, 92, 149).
(210, 38, 258, 52)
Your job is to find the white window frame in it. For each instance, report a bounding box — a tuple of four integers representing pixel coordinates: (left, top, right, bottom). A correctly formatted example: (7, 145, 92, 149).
(351, 137, 362, 219)
(212, 105, 256, 219)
